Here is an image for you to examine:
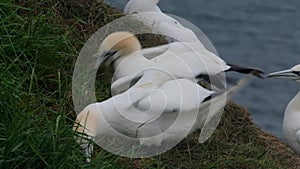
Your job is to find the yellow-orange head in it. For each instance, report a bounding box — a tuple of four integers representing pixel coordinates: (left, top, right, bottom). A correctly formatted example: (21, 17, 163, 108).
(95, 32, 142, 68)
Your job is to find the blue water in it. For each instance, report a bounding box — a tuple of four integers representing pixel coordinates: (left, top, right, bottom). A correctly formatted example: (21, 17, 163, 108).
(105, 0, 300, 139)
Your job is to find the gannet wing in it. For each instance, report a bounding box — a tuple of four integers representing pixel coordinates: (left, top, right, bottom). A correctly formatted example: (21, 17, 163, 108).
(142, 43, 170, 59)
(152, 42, 229, 76)
(111, 71, 156, 96)
(157, 22, 200, 42)
(137, 79, 213, 117)
(111, 74, 143, 96)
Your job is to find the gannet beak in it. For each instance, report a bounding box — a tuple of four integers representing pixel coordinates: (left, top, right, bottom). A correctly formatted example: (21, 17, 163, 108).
(93, 51, 117, 70)
(267, 69, 299, 80)
(94, 53, 105, 70)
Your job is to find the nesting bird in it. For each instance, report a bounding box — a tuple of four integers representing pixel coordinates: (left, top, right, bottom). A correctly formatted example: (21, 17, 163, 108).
(267, 64, 300, 154)
(94, 31, 263, 95)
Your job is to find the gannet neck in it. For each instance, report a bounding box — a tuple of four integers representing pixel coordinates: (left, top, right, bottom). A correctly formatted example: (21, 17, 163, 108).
(283, 91, 300, 152)
(284, 91, 300, 120)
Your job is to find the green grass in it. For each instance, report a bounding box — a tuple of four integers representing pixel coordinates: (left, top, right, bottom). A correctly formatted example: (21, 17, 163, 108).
(1, 0, 300, 168)
(0, 1, 123, 168)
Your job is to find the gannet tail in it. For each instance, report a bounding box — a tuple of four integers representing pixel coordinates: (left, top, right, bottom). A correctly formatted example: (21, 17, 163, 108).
(198, 76, 252, 143)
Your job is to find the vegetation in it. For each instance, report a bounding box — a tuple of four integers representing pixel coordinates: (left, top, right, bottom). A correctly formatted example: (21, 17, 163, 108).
(1, 0, 299, 168)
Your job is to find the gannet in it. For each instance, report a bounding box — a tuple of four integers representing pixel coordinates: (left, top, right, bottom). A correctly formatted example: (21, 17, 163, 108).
(73, 75, 249, 161)
(94, 31, 263, 94)
(73, 73, 157, 162)
(124, 0, 200, 42)
(267, 64, 300, 154)
(124, 0, 161, 13)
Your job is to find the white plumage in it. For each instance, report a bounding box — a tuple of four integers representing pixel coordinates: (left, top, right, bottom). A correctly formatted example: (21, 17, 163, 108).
(74, 75, 248, 160)
(124, 0, 200, 42)
(267, 64, 300, 154)
(124, 0, 161, 13)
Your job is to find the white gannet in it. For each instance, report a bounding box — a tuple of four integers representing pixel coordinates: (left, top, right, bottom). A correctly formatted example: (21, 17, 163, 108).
(94, 32, 263, 94)
(124, 0, 200, 42)
(73, 74, 157, 162)
(267, 64, 300, 154)
(124, 0, 161, 13)
(73, 75, 248, 161)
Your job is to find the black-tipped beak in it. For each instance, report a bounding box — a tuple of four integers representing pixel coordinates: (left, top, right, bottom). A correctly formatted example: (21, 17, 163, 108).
(267, 69, 300, 80)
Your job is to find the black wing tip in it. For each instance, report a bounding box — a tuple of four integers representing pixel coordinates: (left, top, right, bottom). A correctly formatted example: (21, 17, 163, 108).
(227, 63, 265, 79)
(250, 69, 265, 79)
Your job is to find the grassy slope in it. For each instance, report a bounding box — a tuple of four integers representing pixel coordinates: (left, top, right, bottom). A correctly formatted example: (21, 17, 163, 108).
(1, 0, 299, 168)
